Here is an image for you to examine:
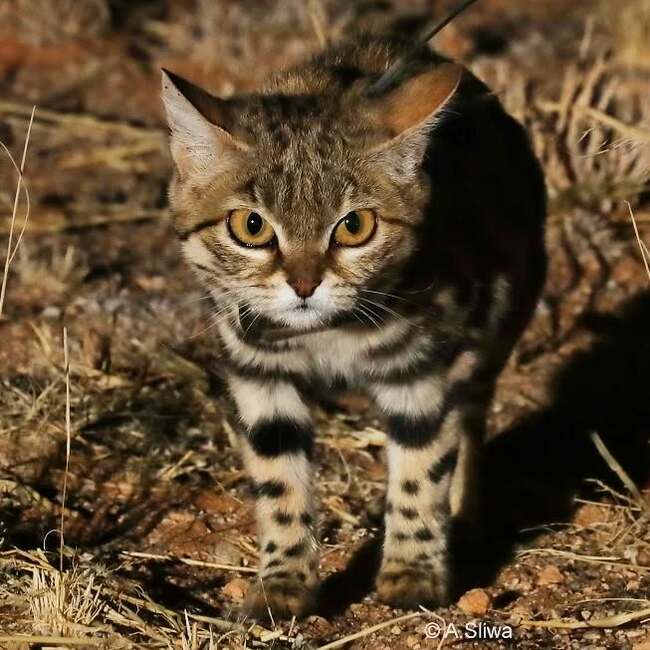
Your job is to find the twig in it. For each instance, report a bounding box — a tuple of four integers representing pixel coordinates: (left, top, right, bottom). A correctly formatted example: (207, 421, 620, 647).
(538, 100, 650, 144)
(120, 550, 258, 573)
(317, 611, 424, 649)
(307, 0, 328, 48)
(627, 201, 650, 282)
(590, 431, 649, 515)
(516, 606, 650, 630)
(0, 100, 163, 143)
(0, 636, 104, 646)
(0, 207, 168, 235)
(60, 326, 72, 572)
(0, 142, 31, 266)
(517, 547, 650, 571)
(0, 105, 35, 317)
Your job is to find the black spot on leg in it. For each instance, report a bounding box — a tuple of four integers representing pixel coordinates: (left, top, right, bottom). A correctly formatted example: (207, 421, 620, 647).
(273, 511, 293, 526)
(386, 500, 394, 514)
(415, 527, 434, 541)
(266, 559, 282, 568)
(300, 512, 313, 526)
(284, 541, 306, 557)
(393, 532, 410, 541)
(265, 541, 278, 553)
(428, 448, 458, 483)
(416, 552, 429, 561)
(402, 480, 419, 495)
(400, 507, 418, 520)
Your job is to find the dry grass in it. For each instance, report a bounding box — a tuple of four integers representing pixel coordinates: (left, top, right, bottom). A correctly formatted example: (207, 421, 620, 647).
(0, 548, 279, 647)
(1, 2, 650, 648)
(600, 0, 650, 69)
(0, 0, 110, 44)
(0, 106, 34, 317)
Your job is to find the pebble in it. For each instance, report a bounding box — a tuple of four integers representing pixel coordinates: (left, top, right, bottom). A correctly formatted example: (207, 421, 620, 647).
(221, 578, 248, 602)
(536, 564, 564, 586)
(457, 588, 491, 615)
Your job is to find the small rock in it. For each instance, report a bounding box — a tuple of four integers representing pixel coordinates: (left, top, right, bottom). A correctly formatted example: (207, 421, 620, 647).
(573, 503, 611, 527)
(611, 256, 643, 285)
(637, 548, 650, 567)
(306, 615, 333, 636)
(135, 274, 166, 291)
(537, 565, 564, 586)
(457, 588, 491, 615)
(221, 578, 248, 602)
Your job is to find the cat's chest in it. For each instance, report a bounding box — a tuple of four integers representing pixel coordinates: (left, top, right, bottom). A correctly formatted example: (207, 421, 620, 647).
(301, 320, 417, 383)
(304, 330, 367, 381)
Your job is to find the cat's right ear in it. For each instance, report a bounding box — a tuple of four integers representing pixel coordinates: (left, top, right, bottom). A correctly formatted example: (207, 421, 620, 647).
(365, 63, 463, 179)
(161, 69, 248, 179)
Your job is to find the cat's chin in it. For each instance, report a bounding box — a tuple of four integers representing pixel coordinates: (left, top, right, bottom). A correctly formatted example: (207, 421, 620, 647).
(275, 307, 329, 331)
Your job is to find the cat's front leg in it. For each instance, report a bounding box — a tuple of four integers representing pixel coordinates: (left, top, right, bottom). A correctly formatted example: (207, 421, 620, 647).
(226, 375, 318, 619)
(371, 374, 461, 608)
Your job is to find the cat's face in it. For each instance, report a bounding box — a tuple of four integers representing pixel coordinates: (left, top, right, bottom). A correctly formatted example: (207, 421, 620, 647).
(162, 65, 460, 330)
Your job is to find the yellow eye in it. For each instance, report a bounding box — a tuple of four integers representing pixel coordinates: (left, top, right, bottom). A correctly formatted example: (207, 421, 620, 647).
(333, 209, 377, 246)
(228, 209, 275, 247)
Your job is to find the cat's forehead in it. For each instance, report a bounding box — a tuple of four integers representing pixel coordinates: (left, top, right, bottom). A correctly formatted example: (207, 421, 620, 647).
(241, 99, 364, 226)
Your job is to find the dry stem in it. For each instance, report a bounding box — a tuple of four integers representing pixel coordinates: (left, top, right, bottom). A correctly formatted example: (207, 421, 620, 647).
(0, 105, 35, 317)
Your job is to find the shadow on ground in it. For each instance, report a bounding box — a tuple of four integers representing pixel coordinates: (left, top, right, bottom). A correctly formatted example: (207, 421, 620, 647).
(316, 290, 650, 616)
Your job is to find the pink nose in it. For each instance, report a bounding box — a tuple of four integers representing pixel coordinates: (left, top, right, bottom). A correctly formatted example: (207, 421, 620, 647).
(289, 277, 320, 299)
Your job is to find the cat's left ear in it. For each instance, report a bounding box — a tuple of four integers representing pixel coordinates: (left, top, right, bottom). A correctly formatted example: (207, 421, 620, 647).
(161, 69, 249, 179)
(366, 63, 463, 178)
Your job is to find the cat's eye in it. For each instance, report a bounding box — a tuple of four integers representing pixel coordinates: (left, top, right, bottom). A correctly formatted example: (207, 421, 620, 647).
(228, 209, 275, 247)
(333, 209, 377, 246)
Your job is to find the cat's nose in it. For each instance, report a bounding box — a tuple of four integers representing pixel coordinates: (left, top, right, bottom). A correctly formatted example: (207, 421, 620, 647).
(288, 277, 320, 299)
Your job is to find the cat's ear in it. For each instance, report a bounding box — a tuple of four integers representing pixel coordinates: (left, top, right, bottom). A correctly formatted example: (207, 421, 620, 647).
(366, 63, 463, 178)
(161, 69, 248, 179)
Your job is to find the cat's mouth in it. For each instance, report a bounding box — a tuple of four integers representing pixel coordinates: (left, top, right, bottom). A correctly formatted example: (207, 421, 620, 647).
(236, 304, 359, 343)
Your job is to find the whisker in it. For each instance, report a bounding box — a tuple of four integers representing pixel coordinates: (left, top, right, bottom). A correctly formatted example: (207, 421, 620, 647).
(356, 304, 383, 330)
(358, 296, 410, 323)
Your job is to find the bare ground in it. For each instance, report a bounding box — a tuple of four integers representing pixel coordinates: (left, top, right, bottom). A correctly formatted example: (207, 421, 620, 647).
(0, 1, 649, 648)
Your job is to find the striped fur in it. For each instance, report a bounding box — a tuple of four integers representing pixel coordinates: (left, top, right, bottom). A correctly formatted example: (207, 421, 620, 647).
(162, 34, 546, 618)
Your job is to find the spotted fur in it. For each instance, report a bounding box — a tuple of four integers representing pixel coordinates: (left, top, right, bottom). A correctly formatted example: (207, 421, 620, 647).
(161, 34, 546, 618)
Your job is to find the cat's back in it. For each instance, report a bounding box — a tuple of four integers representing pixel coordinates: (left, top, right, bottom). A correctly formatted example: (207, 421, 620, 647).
(266, 34, 468, 98)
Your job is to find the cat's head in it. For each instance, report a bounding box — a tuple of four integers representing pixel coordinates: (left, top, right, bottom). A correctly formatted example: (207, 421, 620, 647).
(161, 63, 460, 331)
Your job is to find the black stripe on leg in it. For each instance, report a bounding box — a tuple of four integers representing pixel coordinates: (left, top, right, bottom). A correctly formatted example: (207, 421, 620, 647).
(428, 448, 458, 483)
(251, 480, 287, 498)
(385, 380, 471, 448)
(249, 418, 314, 457)
(387, 414, 441, 447)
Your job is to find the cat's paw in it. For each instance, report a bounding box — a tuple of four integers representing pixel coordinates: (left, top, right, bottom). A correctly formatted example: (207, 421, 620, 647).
(376, 566, 447, 610)
(244, 576, 316, 621)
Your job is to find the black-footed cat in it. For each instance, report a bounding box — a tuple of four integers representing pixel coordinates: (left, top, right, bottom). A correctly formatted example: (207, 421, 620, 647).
(161, 28, 546, 618)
